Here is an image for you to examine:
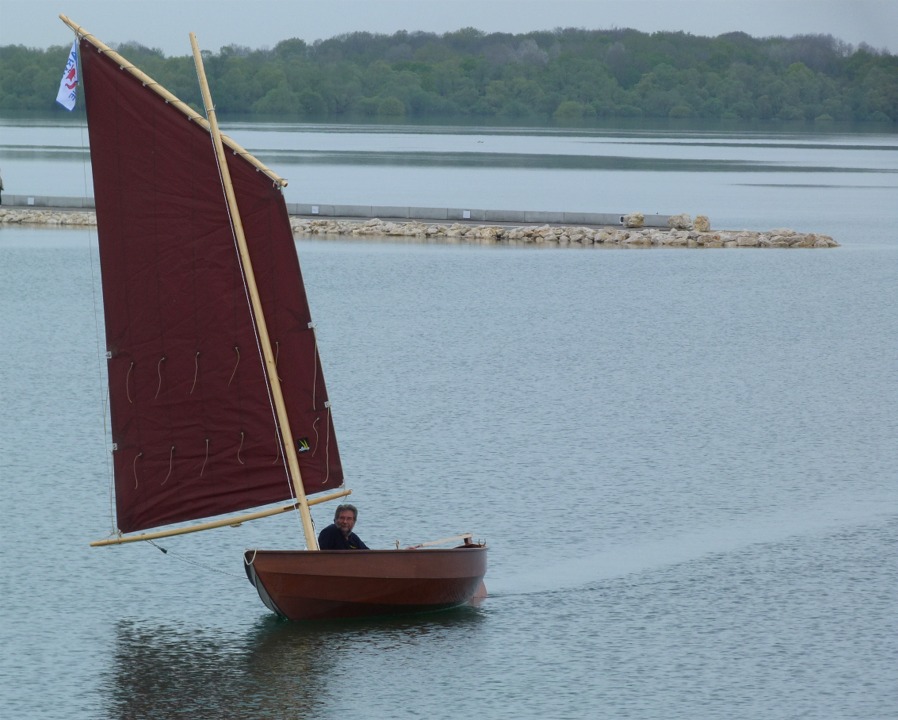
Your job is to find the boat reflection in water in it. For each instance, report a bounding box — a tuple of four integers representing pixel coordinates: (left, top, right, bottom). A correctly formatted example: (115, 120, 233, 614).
(104, 609, 485, 718)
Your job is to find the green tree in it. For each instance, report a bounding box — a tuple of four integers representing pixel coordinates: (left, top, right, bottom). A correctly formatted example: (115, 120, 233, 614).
(1, 28, 896, 123)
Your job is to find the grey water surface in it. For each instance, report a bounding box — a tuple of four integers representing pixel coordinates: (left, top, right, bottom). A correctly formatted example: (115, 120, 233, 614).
(0, 122, 896, 719)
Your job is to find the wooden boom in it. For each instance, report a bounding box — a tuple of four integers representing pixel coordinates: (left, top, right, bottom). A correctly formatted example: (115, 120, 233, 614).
(90, 489, 352, 546)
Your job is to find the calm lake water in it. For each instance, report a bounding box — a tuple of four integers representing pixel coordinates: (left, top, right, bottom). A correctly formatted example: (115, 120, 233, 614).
(1, 120, 897, 719)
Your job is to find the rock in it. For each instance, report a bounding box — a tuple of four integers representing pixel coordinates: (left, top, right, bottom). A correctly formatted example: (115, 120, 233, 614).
(668, 213, 693, 230)
(0, 208, 840, 249)
(735, 232, 760, 247)
(664, 231, 690, 247)
(814, 234, 837, 247)
(622, 231, 651, 246)
(694, 215, 711, 232)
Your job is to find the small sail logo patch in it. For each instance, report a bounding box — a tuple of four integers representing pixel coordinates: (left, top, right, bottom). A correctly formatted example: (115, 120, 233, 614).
(296, 438, 311, 453)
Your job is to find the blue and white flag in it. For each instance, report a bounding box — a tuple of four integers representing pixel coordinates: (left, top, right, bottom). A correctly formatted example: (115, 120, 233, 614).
(56, 40, 79, 111)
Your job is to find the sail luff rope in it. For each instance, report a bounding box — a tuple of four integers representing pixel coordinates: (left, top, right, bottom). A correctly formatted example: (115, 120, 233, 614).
(309, 323, 318, 409)
(324, 405, 331, 483)
(310, 331, 331, 483)
(69, 35, 118, 536)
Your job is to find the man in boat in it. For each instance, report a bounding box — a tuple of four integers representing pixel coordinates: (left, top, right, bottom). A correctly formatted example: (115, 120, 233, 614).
(318, 504, 370, 550)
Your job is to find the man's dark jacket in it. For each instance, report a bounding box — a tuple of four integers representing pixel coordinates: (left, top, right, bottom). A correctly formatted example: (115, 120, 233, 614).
(318, 523, 369, 549)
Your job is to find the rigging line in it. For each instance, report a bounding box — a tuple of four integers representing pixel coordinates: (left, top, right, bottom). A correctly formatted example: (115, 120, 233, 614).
(237, 431, 245, 465)
(146, 540, 245, 580)
(74, 48, 117, 534)
(105, 386, 115, 535)
(274, 341, 282, 382)
(309, 322, 319, 409)
(324, 405, 331, 483)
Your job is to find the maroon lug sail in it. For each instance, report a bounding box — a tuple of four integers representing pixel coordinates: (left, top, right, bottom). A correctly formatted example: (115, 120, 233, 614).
(81, 38, 342, 534)
(69, 14, 487, 622)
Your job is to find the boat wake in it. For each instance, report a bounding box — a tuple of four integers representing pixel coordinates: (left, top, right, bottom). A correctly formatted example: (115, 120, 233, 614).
(492, 498, 898, 597)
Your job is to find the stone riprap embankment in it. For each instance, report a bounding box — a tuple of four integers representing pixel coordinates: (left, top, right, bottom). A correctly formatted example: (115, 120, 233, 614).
(290, 217, 838, 248)
(1, 208, 97, 226)
(0, 208, 839, 248)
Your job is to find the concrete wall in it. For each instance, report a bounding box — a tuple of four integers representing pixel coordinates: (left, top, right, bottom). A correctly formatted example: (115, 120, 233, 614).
(3, 195, 671, 227)
(4, 195, 96, 209)
(289, 203, 671, 227)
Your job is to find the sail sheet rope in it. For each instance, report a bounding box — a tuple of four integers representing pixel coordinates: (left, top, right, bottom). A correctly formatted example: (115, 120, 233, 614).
(147, 539, 247, 580)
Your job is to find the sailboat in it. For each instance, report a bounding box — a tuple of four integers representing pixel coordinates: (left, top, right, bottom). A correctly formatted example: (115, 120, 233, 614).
(61, 16, 487, 622)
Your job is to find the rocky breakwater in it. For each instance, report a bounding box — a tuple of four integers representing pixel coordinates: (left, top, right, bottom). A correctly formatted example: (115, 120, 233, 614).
(0, 208, 97, 226)
(291, 214, 839, 248)
(1, 208, 839, 248)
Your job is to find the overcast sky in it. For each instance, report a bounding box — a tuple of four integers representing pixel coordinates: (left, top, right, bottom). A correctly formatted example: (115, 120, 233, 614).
(3, 1, 897, 55)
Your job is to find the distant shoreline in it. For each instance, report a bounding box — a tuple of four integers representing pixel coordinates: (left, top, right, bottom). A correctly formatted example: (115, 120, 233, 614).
(0, 206, 839, 248)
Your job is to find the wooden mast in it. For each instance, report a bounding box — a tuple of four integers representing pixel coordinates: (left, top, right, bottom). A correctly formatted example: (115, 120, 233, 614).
(188, 33, 320, 550)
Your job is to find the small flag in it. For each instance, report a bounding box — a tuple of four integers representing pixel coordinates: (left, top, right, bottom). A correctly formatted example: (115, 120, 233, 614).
(56, 40, 79, 111)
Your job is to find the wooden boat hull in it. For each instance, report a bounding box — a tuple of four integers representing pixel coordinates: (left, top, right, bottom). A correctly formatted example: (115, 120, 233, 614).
(244, 546, 487, 621)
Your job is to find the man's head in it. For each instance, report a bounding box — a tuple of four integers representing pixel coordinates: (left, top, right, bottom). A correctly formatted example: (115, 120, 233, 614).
(334, 504, 358, 537)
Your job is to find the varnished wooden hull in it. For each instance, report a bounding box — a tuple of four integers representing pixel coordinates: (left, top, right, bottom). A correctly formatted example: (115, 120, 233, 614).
(244, 546, 488, 621)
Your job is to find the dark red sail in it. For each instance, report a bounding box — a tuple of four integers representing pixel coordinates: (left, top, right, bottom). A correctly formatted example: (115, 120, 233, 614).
(80, 38, 342, 534)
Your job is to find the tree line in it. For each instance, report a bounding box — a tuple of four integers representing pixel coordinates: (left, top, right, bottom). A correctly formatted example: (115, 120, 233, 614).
(1, 27, 896, 123)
